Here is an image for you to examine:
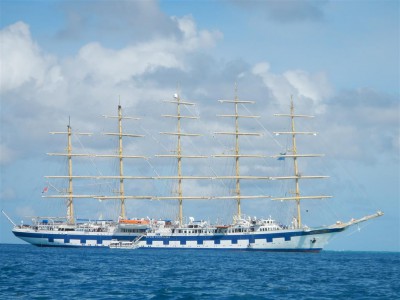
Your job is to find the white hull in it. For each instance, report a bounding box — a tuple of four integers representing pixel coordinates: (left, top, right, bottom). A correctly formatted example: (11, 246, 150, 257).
(12, 226, 344, 251)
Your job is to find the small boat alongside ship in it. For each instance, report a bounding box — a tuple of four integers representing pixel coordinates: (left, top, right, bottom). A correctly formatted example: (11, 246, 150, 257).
(109, 234, 143, 249)
(109, 240, 137, 249)
(6, 91, 383, 251)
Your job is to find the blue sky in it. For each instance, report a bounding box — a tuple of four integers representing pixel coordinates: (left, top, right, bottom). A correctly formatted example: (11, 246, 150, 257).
(0, 0, 399, 251)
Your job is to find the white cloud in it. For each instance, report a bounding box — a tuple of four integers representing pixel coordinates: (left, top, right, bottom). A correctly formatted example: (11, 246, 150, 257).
(174, 15, 222, 50)
(0, 22, 56, 93)
(252, 62, 294, 102)
(59, 15, 221, 87)
(283, 70, 333, 104)
(1, 20, 396, 173)
(0, 19, 223, 165)
(1, 15, 222, 95)
(68, 41, 183, 85)
(252, 61, 333, 112)
(176, 15, 197, 39)
(323, 89, 400, 162)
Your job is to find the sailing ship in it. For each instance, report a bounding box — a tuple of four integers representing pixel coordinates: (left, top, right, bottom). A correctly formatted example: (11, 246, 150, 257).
(8, 92, 383, 251)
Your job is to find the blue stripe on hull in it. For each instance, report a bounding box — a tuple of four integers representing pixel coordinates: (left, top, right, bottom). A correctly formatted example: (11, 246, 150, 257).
(144, 227, 344, 245)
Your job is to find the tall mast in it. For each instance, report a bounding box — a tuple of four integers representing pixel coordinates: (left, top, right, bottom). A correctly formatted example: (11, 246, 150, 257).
(156, 92, 207, 226)
(290, 98, 301, 226)
(177, 94, 183, 225)
(45, 123, 93, 225)
(67, 123, 74, 224)
(215, 85, 269, 219)
(272, 96, 332, 228)
(101, 104, 151, 219)
(117, 105, 126, 219)
(234, 88, 241, 216)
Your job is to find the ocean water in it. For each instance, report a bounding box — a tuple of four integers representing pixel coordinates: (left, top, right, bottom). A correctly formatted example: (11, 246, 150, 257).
(0, 244, 398, 300)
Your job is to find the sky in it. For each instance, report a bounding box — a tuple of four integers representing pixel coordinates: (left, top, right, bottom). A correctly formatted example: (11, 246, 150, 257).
(0, 0, 399, 251)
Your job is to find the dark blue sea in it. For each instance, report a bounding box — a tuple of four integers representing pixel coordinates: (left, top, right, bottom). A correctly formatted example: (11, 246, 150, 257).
(0, 244, 398, 299)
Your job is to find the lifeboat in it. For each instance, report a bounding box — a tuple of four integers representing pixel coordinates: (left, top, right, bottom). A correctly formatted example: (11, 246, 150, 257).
(118, 219, 150, 229)
(119, 219, 150, 225)
(216, 225, 230, 229)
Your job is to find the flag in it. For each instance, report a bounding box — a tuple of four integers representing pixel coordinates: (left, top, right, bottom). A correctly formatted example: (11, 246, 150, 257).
(42, 187, 48, 193)
(277, 152, 286, 161)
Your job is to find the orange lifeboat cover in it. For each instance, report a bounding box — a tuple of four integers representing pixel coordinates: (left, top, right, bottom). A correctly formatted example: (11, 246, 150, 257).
(119, 219, 149, 225)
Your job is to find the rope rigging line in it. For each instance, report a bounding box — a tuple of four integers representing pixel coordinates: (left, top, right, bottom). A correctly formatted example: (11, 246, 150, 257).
(241, 103, 284, 149)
